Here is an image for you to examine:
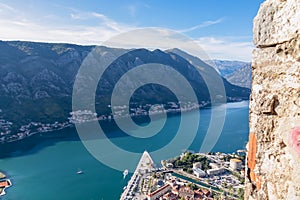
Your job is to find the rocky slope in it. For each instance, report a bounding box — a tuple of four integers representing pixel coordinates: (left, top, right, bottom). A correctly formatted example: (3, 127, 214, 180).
(225, 63, 252, 88)
(205, 59, 250, 77)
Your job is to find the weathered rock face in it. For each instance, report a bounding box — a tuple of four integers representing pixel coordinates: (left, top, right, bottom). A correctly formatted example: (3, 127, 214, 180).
(246, 0, 300, 199)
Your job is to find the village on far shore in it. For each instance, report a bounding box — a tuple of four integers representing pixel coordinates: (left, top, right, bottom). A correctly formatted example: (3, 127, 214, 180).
(121, 150, 246, 200)
(1, 101, 206, 143)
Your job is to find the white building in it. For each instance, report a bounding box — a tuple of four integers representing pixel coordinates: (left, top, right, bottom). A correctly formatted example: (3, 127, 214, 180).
(193, 168, 206, 178)
(166, 162, 174, 168)
(193, 162, 202, 169)
(209, 163, 219, 169)
(207, 167, 226, 176)
(230, 159, 242, 170)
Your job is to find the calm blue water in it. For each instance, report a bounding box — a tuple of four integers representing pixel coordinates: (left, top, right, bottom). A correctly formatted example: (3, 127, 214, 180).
(0, 101, 249, 200)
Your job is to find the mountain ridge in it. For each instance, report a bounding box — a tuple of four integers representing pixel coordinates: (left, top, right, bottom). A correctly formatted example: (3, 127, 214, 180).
(225, 63, 252, 88)
(0, 41, 250, 143)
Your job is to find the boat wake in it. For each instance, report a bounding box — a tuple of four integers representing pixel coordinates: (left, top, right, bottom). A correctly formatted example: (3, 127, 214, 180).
(123, 169, 128, 179)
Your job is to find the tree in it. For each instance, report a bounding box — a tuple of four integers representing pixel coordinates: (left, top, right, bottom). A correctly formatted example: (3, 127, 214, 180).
(187, 183, 197, 190)
(187, 168, 193, 174)
(237, 188, 244, 200)
(228, 185, 233, 193)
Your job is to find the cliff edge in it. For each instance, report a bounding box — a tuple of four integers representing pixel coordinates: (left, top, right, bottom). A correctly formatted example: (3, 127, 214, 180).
(246, 0, 300, 199)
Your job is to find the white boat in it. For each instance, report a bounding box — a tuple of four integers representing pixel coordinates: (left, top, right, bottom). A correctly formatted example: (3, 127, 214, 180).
(77, 169, 83, 174)
(123, 169, 128, 179)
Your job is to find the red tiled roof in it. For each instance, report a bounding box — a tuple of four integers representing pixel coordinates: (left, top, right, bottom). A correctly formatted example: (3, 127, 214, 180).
(148, 184, 171, 197)
(0, 181, 9, 188)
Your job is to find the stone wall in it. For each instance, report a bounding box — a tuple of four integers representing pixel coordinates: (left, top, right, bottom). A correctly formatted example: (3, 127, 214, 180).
(246, 0, 300, 199)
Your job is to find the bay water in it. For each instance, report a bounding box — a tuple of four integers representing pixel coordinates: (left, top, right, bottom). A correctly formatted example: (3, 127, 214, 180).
(0, 101, 249, 200)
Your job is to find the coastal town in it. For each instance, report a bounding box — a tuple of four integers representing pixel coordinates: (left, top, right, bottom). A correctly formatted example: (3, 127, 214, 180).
(0, 101, 207, 143)
(121, 150, 246, 200)
(0, 171, 12, 196)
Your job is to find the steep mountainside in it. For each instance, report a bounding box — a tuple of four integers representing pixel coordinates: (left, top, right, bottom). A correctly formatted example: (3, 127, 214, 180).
(205, 59, 250, 77)
(0, 41, 250, 142)
(225, 63, 252, 88)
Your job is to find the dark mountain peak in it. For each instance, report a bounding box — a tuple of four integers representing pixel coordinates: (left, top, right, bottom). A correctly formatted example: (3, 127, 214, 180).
(165, 48, 184, 54)
(152, 48, 164, 54)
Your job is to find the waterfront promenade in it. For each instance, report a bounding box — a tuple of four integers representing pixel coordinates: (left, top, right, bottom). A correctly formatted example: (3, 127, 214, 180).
(120, 151, 155, 200)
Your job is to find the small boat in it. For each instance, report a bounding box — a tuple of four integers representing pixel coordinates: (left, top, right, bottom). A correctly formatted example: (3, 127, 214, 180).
(77, 169, 83, 174)
(123, 169, 128, 179)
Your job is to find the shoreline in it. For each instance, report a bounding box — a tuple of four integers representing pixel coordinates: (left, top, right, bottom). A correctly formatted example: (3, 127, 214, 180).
(0, 103, 249, 199)
(1, 100, 249, 145)
(1, 105, 200, 144)
(0, 100, 249, 158)
(120, 150, 246, 199)
(120, 151, 155, 200)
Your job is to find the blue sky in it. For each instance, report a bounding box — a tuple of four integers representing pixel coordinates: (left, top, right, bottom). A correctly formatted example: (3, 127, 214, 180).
(0, 0, 264, 61)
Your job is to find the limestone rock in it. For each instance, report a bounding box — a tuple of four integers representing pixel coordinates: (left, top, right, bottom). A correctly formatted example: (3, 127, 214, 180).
(254, 0, 300, 47)
(246, 0, 300, 199)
